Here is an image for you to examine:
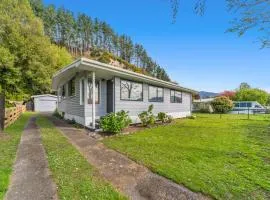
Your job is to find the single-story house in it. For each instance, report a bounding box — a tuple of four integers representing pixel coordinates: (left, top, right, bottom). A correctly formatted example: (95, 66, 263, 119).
(52, 58, 197, 129)
(31, 94, 57, 112)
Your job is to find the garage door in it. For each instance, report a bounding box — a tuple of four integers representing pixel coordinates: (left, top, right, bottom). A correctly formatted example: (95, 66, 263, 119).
(35, 99, 57, 112)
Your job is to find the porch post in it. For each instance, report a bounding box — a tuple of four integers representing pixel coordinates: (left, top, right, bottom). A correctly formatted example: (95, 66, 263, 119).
(84, 75, 88, 126)
(92, 71, 96, 129)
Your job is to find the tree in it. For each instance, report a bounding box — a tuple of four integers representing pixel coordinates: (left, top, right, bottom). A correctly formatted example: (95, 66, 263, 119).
(0, 0, 72, 100)
(0, 47, 17, 95)
(29, 0, 171, 82)
(234, 88, 269, 105)
(211, 96, 233, 114)
(267, 95, 270, 106)
(219, 90, 236, 100)
(170, 0, 270, 48)
(239, 82, 251, 90)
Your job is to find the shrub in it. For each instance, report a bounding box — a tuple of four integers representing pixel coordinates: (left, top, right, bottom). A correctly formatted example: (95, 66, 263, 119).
(211, 96, 233, 113)
(138, 105, 156, 127)
(157, 112, 173, 123)
(100, 110, 131, 134)
(5, 101, 16, 108)
(157, 112, 167, 123)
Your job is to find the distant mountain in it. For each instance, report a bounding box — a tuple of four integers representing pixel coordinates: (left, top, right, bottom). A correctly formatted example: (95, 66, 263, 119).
(199, 91, 219, 99)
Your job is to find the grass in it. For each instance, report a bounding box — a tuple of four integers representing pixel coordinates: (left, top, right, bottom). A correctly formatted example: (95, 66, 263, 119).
(103, 114, 270, 200)
(36, 116, 126, 200)
(0, 112, 33, 200)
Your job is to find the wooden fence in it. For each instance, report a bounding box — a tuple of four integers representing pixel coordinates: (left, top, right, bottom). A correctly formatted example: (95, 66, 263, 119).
(4, 105, 26, 128)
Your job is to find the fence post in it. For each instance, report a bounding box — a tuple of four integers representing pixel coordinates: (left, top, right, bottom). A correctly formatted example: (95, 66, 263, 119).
(248, 107, 250, 120)
(0, 94, 5, 131)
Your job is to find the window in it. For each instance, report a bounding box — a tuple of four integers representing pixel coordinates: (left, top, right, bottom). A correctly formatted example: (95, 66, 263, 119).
(88, 79, 100, 104)
(246, 102, 252, 107)
(80, 79, 85, 105)
(240, 102, 247, 107)
(120, 79, 143, 101)
(61, 84, 66, 97)
(68, 77, 75, 96)
(149, 86, 164, 102)
(170, 90, 182, 103)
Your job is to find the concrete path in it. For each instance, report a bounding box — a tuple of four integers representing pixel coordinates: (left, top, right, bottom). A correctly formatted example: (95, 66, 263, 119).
(5, 117, 57, 200)
(49, 116, 210, 200)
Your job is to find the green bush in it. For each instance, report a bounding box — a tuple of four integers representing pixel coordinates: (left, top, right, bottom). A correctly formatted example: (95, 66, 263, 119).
(157, 112, 173, 123)
(100, 110, 131, 134)
(5, 101, 16, 108)
(138, 105, 156, 127)
(157, 112, 166, 123)
(211, 96, 233, 113)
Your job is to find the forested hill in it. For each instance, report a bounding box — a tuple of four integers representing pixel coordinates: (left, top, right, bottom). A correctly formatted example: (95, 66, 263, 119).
(29, 0, 171, 81)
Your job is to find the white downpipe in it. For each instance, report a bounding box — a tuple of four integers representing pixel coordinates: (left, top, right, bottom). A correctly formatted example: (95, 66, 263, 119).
(92, 71, 96, 129)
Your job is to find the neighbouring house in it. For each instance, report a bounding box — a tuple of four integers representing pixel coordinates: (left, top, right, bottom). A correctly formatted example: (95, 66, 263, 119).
(31, 94, 58, 112)
(52, 58, 197, 129)
(193, 98, 214, 113)
(231, 101, 266, 114)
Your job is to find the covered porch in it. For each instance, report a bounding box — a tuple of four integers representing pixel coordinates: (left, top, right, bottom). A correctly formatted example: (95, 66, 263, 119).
(52, 61, 116, 129)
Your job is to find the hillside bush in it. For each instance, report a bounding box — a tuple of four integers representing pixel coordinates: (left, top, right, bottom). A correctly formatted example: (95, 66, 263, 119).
(100, 110, 131, 134)
(211, 96, 233, 113)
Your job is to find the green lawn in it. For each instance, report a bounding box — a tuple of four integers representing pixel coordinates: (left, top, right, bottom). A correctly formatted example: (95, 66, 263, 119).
(103, 114, 270, 200)
(36, 116, 126, 200)
(0, 112, 33, 200)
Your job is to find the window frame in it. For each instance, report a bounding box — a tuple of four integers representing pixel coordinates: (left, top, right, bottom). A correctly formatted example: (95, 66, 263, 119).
(87, 79, 100, 104)
(148, 85, 164, 102)
(120, 79, 143, 101)
(170, 90, 183, 103)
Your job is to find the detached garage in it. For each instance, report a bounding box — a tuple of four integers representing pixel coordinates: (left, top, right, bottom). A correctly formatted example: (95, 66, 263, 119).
(32, 94, 57, 112)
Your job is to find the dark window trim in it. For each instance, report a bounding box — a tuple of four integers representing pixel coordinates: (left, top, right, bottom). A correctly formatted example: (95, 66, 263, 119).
(120, 79, 143, 101)
(148, 85, 164, 102)
(61, 84, 66, 98)
(170, 89, 183, 103)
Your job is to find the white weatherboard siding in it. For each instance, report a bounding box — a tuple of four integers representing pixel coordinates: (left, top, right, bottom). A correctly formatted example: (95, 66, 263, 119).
(114, 77, 192, 123)
(58, 74, 84, 119)
(33, 95, 57, 112)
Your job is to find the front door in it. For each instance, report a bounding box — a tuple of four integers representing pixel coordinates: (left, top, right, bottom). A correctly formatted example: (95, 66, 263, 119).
(107, 80, 114, 113)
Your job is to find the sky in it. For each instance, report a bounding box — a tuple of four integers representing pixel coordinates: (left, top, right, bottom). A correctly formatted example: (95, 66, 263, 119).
(44, 0, 270, 93)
